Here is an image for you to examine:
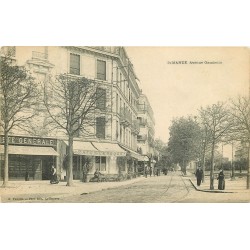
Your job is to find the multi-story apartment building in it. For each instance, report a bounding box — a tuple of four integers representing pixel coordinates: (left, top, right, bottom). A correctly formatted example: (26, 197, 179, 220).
(0, 46, 155, 181)
(137, 93, 157, 170)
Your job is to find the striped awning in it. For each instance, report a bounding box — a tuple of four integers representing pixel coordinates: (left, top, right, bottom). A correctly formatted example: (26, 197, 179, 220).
(92, 142, 126, 156)
(119, 144, 144, 161)
(64, 141, 99, 156)
(64, 141, 126, 156)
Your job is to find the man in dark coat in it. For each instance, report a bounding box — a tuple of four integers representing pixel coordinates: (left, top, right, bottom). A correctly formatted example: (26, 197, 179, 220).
(195, 166, 203, 186)
(217, 169, 225, 190)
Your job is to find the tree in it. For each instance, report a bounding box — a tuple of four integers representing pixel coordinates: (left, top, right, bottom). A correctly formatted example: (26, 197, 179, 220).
(168, 116, 202, 175)
(43, 74, 108, 186)
(229, 96, 250, 188)
(154, 138, 172, 169)
(0, 52, 38, 187)
(199, 102, 232, 190)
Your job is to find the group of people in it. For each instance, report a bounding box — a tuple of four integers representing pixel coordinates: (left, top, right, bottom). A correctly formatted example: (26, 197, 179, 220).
(195, 166, 225, 190)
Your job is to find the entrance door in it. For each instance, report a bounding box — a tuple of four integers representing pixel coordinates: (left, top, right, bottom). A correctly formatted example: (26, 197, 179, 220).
(42, 157, 53, 180)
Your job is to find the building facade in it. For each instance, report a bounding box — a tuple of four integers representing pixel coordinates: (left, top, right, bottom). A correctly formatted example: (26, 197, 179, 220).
(137, 93, 157, 172)
(0, 46, 156, 181)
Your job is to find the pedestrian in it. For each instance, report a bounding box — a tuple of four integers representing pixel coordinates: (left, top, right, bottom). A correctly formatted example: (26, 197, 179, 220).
(144, 164, 148, 178)
(217, 169, 225, 190)
(50, 165, 57, 184)
(149, 166, 152, 177)
(195, 166, 203, 186)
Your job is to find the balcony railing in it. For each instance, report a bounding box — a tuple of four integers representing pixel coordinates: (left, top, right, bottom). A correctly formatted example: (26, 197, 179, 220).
(32, 51, 48, 60)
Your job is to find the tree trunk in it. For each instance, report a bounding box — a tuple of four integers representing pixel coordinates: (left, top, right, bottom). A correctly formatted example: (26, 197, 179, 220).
(231, 142, 235, 180)
(247, 142, 250, 189)
(201, 140, 207, 183)
(3, 131, 9, 187)
(210, 141, 215, 190)
(66, 135, 74, 186)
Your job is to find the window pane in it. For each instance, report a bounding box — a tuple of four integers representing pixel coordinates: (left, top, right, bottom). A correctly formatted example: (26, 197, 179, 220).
(97, 60, 106, 80)
(95, 156, 100, 170)
(96, 117, 105, 139)
(96, 88, 106, 111)
(100, 157, 106, 171)
(70, 53, 80, 75)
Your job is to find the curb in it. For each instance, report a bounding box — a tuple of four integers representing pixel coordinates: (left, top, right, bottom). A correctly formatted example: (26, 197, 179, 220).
(188, 178, 234, 193)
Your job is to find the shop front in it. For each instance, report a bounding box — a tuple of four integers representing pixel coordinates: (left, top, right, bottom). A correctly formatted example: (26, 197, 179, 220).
(66, 140, 127, 181)
(0, 135, 59, 180)
(119, 144, 144, 175)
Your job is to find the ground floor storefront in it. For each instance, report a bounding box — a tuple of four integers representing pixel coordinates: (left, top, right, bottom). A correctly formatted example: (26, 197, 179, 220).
(0, 135, 63, 181)
(0, 135, 150, 182)
(62, 141, 145, 182)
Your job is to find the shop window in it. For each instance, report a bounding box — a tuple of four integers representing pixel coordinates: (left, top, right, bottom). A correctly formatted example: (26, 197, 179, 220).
(96, 88, 106, 111)
(96, 117, 105, 139)
(70, 53, 80, 75)
(97, 59, 106, 80)
(95, 156, 106, 171)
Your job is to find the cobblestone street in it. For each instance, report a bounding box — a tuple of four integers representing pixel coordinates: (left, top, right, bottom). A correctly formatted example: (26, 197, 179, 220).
(2, 171, 249, 203)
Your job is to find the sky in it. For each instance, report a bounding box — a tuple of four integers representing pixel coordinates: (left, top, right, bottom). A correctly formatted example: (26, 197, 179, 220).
(125, 47, 249, 144)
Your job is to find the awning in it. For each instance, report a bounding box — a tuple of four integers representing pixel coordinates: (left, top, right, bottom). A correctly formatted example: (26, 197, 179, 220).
(92, 142, 126, 156)
(119, 144, 144, 161)
(0, 145, 59, 156)
(142, 155, 149, 162)
(64, 141, 99, 156)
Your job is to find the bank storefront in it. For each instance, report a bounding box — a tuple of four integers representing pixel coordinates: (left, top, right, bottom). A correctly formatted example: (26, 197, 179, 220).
(0, 135, 62, 180)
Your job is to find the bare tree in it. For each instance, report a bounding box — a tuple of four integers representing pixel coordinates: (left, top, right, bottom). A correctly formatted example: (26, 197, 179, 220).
(43, 74, 109, 186)
(0, 52, 38, 187)
(230, 96, 250, 188)
(199, 102, 232, 190)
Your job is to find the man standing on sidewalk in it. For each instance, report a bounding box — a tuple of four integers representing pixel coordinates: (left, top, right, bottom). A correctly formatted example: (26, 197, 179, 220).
(195, 166, 203, 186)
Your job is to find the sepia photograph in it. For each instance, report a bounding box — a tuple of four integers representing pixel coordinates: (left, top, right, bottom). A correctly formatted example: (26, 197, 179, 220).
(0, 46, 249, 203)
(1, 2, 250, 250)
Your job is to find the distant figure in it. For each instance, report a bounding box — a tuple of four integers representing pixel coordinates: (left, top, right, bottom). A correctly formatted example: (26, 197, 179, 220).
(144, 165, 148, 178)
(50, 165, 58, 184)
(217, 169, 225, 190)
(25, 171, 29, 181)
(149, 167, 152, 177)
(195, 166, 203, 186)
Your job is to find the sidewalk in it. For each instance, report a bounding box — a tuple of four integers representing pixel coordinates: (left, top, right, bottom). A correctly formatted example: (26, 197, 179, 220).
(187, 172, 250, 193)
(0, 177, 146, 202)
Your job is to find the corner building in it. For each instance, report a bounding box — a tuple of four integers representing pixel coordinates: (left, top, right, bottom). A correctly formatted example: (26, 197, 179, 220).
(0, 46, 155, 181)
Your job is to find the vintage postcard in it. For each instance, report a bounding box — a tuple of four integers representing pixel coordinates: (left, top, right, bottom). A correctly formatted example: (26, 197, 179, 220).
(0, 46, 249, 203)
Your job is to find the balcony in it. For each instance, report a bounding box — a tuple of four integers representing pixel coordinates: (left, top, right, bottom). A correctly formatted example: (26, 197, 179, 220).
(137, 134, 147, 141)
(131, 120, 140, 135)
(120, 107, 132, 127)
(138, 118, 147, 126)
(32, 51, 48, 60)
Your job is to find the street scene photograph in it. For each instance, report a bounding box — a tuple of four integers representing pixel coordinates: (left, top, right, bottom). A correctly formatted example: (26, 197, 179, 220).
(2, 2, 250, 250)
(0, 46, 249, 203)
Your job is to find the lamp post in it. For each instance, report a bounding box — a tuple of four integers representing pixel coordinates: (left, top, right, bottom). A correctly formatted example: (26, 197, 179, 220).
(201, 138, 207, 183)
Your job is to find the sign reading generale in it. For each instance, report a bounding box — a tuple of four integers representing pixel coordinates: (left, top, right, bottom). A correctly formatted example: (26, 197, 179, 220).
(0, 135, 57, 147)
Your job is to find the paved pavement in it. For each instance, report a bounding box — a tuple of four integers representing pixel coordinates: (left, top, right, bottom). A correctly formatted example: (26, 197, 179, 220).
(0, 177, 146, 202)
(187, 171, 250, 193)
(1, 172, 250, 202)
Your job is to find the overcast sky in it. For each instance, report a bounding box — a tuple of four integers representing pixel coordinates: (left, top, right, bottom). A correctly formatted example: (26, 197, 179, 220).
(126, 47, 249, 144)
